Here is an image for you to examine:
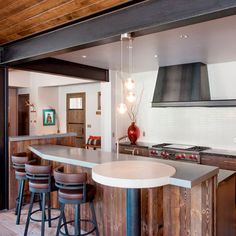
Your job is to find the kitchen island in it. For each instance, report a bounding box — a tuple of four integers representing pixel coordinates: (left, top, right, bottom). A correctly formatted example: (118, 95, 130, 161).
(27, 144, 230, 236)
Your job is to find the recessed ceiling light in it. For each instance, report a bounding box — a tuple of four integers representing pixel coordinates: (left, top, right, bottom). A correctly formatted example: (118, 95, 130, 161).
(179, 34, 189, 39)
(82, 55, 87, 58)
(154, 54, 158, 58)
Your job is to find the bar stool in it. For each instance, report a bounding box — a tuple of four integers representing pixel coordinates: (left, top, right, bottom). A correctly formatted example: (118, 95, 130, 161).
(54, 166, 99, 236)
(24, 162, 59, 236)
(12, 152, 29, 225)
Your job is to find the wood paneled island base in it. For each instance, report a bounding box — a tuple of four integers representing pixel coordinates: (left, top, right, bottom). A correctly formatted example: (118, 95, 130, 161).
(43, 164, 216, 236)
(29, 144, 219, 236)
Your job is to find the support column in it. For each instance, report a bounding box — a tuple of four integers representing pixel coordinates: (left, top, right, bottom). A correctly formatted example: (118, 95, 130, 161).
(0, 66, 8, 210)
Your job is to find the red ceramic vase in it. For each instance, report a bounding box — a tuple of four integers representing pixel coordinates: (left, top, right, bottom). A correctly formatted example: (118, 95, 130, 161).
(127, 122, 140, 145)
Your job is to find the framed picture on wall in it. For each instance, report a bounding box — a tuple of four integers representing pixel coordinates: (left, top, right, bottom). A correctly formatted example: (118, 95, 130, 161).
(43, 109, 55, 126)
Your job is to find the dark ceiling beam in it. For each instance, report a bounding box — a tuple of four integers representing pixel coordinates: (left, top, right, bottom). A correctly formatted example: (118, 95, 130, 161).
(2, 0, 236, 65)
(12, 58, 109, 81)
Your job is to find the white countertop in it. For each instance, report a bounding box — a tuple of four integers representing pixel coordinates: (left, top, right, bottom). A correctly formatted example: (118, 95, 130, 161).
(9, 132, 77, 142)
(92, 160, 176, 188)
(29, 144, 220, 189)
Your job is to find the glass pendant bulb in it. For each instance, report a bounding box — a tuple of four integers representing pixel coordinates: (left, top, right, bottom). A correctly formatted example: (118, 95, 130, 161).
(117, 103, 127, 114)
(126, 91, 136, 103)
(125, 77, 135, 90)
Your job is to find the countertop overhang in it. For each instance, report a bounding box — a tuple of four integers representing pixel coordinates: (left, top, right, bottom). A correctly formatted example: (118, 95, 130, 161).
(29, 144, 220, 189)
(9, 132, 77, 142)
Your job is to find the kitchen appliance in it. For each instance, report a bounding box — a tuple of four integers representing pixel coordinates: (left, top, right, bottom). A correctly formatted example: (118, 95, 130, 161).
(149, 143, 210, 163)
(152, 62, 236, 107)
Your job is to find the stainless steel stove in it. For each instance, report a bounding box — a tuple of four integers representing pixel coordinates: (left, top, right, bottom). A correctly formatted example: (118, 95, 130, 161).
(149, 143, 210, 163)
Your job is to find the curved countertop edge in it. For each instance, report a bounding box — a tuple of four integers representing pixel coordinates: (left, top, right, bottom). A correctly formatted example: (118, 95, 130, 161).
(29, 144, 220, 189)
(9, 132, 77, 142)
(92, 171, 171, 188)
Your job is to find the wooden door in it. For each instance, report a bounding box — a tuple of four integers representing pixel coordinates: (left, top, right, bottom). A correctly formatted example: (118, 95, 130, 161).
(8, 88, 18, 136)
(67, 93, 86, 147)
(18, 94, 29, 135)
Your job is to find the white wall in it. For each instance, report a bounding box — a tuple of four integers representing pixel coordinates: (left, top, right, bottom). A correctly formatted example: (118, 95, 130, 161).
(58, 83, 101, 140)
(129, 62, 236, 150)
(9, 70, 31, 87)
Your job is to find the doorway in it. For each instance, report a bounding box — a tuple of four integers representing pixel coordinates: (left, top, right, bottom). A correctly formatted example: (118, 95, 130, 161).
(18, 94, 30, 136)
(8, 88, 17, 136)
(67, 93, 86, 147)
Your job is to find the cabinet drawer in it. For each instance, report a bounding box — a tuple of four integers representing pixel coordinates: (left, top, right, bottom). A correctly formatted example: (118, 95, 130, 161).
(201, 154, 236, 171)
(119, 145, 149, 157)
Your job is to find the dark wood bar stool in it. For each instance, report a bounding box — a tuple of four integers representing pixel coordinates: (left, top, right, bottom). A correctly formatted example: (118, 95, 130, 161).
(12, 152, 29, 225)
(24, 162, 59, 236)
(54, 166, 99, 236)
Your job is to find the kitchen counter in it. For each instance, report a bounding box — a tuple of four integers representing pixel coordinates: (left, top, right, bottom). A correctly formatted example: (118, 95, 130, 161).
(9, 132, 77, 141)
(29, 144, 219, 188)
(201, 148, 236, 157)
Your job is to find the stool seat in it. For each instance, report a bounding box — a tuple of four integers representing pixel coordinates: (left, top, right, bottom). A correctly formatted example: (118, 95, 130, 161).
(15, 169, 26, 177)
(12, 152, 29, 225)
(24, 163, 59, 236)
(54, 166, 99, 236)
(29, 179, 50, 189)
(59, 184, 95, 201)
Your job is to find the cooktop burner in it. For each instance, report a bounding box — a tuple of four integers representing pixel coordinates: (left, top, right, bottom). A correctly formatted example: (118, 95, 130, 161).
(152, 143, 209, 152)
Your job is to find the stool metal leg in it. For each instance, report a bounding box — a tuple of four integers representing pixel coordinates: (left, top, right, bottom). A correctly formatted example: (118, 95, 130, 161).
(24, 192, 35, 236)
(47, 192, 51, 227)
(16, 179, 25, 225)
(56, 203, 69, 236)
(15, 181, 21, 215)
(74, 204, 81, 236)
(41, 193, 46, 236)
(90, 201, 99, 236)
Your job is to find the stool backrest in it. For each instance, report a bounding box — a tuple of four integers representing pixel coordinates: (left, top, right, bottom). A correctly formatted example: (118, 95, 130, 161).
(12, 152, 29, 170)
(25, 163, 52, 181)
(54, 166, 87, 201)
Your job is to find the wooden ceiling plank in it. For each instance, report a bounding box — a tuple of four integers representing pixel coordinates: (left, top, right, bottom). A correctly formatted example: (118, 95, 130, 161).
(0, 0, 16, 9)
(0, 0, 96, 37)
(0, 0, 72, 31)
(1, 0, 130, 43)
(0, 0, 44, 22)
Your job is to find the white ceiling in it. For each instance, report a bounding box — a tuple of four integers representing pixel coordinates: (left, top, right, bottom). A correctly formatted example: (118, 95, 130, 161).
(54, 15, 236, 73)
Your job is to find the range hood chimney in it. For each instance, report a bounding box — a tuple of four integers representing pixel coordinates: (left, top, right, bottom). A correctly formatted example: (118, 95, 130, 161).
(152, 62, 236, 107)
(152, 63, 210, 107)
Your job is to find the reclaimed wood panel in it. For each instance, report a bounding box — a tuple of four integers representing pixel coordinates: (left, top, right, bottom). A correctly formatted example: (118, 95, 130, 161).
(8, 135, 76, 209)
(0, 0, 131, 44)
(39, 159, 218, 236)
(163, 176, 217, 236)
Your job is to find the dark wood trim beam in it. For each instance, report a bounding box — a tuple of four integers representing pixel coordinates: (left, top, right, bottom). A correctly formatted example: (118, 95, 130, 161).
(2, 0, 236, 64)
(13, 58, 109, 82)
(0, 66, 8, 210)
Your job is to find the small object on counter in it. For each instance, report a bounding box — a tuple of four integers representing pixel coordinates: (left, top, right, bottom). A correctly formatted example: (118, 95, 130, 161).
(128, 122, 140, 144)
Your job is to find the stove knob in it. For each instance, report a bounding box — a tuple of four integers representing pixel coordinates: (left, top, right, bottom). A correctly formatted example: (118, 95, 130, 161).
(176, 154, 181, 159)
(189, 154, 194, 159)
(181, 154, 186, 159)
(160, 151, 165, 156)
(150, 150, 155, 154)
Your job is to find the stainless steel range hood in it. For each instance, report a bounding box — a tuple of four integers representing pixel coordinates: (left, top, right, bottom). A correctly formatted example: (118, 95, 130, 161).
(152, 62, 236, 107)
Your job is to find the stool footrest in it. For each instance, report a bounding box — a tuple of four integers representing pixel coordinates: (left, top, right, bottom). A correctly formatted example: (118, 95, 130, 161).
(30, 207, 60, 222)
(59, 219, 97, 236)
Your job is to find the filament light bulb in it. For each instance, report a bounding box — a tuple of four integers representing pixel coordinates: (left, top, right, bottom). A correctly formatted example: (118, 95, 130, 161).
(117, 103, 127, 114)
(126, 91, 136, 103)
(125, 78, 135, 90)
